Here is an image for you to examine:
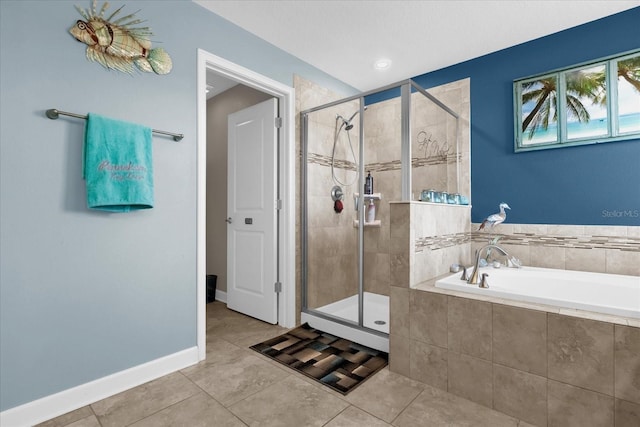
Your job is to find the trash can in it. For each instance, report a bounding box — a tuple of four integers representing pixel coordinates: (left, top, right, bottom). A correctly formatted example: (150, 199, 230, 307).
(206, 275, 217, 303)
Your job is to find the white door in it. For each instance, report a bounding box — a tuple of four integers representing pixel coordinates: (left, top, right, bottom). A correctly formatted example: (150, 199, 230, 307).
(227, 98, 278, 324)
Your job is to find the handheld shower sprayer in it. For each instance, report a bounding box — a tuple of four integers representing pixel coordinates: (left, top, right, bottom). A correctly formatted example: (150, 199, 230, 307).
(331, 106, 367, 187)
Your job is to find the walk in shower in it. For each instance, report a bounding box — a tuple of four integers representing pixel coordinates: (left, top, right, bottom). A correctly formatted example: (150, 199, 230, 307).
(301, 79, 462, 352)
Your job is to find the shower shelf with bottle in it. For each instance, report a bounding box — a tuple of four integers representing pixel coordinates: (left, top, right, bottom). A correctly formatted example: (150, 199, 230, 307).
(353, 192, 382, 201)
(353, 193, 382, 227)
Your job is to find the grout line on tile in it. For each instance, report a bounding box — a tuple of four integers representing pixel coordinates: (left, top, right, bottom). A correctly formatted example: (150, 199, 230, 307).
(321, 405, 351, 426)
(123, 391, 198, 427)
(388, 386, 425, 425)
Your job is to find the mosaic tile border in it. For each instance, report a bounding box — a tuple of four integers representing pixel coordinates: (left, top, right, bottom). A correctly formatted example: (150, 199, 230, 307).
(307, 153, 356, 171)
(415, 231, 640, 253)
(473, 231, 640, 252)
(415, 232, 470, 252)
(307, 152, 458, 173)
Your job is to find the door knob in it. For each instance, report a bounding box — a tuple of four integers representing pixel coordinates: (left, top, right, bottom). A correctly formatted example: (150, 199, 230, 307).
(225, 217, 233, 224)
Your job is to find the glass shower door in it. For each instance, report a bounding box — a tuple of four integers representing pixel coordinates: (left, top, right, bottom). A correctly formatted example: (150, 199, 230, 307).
(359, 88, 403, 334)
(303, 100, 361, 327)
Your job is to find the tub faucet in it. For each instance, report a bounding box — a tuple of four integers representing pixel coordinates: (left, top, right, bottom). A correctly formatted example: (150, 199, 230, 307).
(468, 244, 513, 285)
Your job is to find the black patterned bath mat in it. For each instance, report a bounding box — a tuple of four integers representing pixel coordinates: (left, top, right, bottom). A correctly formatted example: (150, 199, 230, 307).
(250, 323, 388, 395)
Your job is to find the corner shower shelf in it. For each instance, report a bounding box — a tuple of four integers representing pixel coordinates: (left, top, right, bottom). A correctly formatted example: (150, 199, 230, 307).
(353, 219, 382, 228)
(352, 193, 382, 228)
(354, 192, 382, 200)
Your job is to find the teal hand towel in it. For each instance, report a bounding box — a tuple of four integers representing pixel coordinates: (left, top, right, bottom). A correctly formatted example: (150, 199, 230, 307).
(83, 113, 153, 212)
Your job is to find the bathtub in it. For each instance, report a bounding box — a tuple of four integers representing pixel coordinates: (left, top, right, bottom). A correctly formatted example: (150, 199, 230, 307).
(435, 266, 640, 319)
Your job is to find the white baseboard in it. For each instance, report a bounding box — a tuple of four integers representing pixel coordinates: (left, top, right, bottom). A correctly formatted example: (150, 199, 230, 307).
(215, 289, 227, 303)
(0, 346, 199, 427)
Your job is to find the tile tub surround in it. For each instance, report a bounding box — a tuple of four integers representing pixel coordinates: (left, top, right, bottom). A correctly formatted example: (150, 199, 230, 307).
(390, 279, 640, 427)
(388, 202, 638, 424)
(471, 224, 640, 276)
(398, 223, 639, 288)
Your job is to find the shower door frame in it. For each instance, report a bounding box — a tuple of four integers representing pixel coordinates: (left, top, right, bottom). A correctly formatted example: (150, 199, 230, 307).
(301, 96, 381, 338)
(301, 79, 460, 341)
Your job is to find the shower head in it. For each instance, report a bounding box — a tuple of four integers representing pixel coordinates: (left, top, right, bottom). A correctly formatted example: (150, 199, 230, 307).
(336, 114, 351, 131)
(338, 107, 368, 131)
(344, 110, 361, 130)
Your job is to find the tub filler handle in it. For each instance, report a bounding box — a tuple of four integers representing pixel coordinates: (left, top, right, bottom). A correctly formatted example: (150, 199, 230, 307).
(460, 267, 470, 282)
(479, 273, 490, 288)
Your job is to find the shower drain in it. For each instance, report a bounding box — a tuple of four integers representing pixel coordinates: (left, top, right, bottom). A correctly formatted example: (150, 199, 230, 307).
(374, 320, 387, 325)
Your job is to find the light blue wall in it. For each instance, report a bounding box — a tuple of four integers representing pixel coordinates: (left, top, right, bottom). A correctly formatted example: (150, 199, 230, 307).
(408, 7, 640, 226)
(0, 0, 355, 411)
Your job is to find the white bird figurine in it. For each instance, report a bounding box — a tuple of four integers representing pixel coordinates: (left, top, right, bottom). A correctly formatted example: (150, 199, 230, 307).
(478, 202, 510, 231)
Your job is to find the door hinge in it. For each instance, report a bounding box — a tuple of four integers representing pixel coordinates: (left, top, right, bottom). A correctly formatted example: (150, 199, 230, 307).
(276, 199, 283, 210)
(274, 282, 282, 293)
(275, 117, 282, 128)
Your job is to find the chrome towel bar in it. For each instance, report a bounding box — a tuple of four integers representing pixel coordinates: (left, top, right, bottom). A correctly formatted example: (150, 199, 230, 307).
(46, 109, 184, 142)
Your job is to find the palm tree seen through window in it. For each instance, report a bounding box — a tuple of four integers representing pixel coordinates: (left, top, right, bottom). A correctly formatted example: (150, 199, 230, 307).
(516, 51, 640, 151)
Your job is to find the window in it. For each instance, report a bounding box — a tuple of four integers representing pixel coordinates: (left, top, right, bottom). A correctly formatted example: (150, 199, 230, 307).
(514, 50, 640, 152)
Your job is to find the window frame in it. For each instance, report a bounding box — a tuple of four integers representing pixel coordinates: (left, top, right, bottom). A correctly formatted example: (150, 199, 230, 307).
(514, 49, 640, 153)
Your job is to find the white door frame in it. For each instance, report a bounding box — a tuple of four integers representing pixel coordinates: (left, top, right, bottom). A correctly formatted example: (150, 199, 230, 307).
(196, 49, 296, 360)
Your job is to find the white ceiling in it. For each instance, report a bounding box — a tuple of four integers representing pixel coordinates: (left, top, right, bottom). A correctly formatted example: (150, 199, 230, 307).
(196, 0, 639, 92)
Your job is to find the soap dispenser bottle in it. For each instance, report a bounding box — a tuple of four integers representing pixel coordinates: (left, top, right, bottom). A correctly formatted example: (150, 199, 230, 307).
(366, 199, 376, 223)
(364, 171, 373, 195)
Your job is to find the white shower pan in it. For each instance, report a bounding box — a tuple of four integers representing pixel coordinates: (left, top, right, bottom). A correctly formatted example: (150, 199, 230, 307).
(301, 292, 389, 352)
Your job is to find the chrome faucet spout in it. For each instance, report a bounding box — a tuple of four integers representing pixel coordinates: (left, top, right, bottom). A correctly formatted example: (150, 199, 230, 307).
(468, 244, 509, 285)
(507, 256, 522, 268)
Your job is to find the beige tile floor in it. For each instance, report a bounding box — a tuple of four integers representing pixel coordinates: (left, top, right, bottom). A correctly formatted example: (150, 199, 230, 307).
(38, 302, 535, 427)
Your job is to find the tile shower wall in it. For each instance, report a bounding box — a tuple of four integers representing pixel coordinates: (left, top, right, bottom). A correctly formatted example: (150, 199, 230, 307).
(411, 78, 471, 200)
(362, 78, 471, 297)
(385, 78, 472, 290)
(299, 77, 471, 304)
